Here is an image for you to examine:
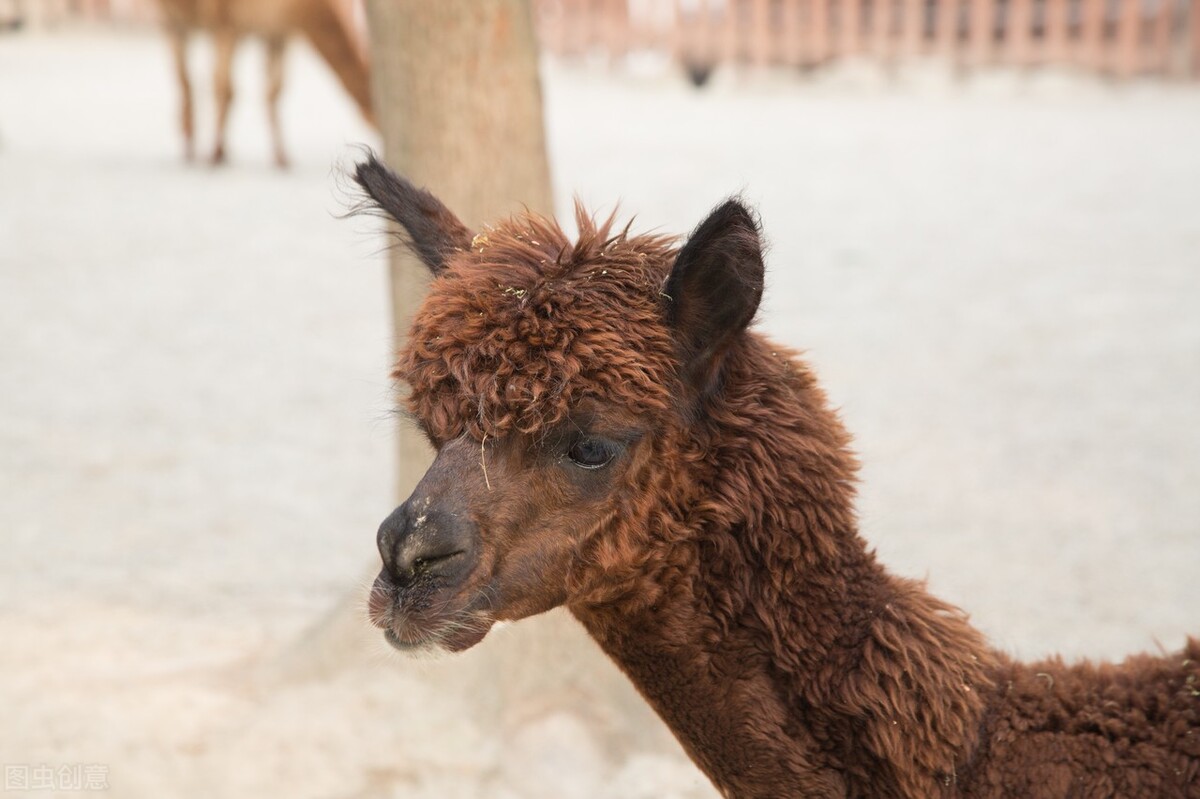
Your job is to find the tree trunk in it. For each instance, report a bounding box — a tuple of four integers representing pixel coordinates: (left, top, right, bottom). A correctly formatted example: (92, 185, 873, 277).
(366, 1, 553, 504)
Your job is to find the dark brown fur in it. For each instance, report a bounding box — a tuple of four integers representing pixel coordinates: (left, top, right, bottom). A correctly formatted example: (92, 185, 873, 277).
(355, 156, 1200, 799)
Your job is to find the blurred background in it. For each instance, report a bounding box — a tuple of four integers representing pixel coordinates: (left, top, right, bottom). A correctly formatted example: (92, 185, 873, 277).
(1, 1, 1198, 797)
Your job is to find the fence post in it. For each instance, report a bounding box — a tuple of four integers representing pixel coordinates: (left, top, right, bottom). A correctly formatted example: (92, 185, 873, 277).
(604, 0, 628, 67)
(722, 0, 741, 65)
(1007, 0, 1034, 64)
(1192, 0, 1200, 75)
(970, 0, 995, 64)
(781, 0, 803, 65)
(936, 0, 961, 56)
(1043, 0, 1070, 65)
(873, 0, 896, 62)
(842, 0, 863, 54)
(901, 0, 923, 55)
(1115, 0, 1141, 76)
(1150, 0, 1176, 74)
(812, 0, 831, 62)
(1080, 0, 1107, 70)
(751, 0, 771, 67)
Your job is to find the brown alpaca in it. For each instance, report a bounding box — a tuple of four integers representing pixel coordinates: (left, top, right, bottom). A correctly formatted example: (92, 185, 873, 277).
(354, 156, 1200, 799)
(156, 0, 374, 167)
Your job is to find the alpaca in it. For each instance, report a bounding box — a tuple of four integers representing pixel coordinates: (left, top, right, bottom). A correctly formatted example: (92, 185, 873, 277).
(155, 0, 374, 167)
(354, 155, 1200, 799)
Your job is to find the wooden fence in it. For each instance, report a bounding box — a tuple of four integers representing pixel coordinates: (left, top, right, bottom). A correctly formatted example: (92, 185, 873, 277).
(538, 0, 1200, 79)
(8, 0, 1199, 79)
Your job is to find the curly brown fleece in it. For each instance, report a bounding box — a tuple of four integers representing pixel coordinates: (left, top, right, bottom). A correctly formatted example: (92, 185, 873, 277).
(356, 156, 1200, 799)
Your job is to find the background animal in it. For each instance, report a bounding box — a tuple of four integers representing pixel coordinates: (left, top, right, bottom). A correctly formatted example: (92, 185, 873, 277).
(355, 155, 1200, 799)
(156, 0, 373, 167)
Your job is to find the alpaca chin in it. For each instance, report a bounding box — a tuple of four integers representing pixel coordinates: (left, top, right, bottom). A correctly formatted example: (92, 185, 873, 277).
(380, 629, 444, 660)
(382, 618, 493, 656)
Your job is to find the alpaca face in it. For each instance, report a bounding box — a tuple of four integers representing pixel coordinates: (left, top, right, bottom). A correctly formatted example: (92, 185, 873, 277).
(354, 156, 763, 653)
(368, 403, 656, 652)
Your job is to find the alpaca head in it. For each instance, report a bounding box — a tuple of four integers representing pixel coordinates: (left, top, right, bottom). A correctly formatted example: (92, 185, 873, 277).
(355, 156, 764, 653)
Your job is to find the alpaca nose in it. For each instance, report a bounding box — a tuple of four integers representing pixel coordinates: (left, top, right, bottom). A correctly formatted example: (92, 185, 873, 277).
(376, 502, 469, 585)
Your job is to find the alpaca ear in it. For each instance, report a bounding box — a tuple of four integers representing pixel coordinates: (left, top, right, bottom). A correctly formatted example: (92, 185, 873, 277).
(664, 199, 765, 391)
(353, 153, 473, 274)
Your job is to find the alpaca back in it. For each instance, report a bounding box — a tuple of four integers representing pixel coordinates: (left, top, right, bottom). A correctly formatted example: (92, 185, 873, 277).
(963, 638, 1200, 797)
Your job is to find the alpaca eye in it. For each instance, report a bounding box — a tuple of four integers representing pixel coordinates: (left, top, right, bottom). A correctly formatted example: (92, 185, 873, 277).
(567, 437, 616, 469)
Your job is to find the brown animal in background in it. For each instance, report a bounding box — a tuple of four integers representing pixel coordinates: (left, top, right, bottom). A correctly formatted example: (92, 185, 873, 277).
(354, 155, 1200, 799)
(156, 0, 374, 167)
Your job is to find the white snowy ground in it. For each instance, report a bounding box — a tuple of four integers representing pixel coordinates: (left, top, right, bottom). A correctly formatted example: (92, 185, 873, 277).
(2, 28, 1199, 799)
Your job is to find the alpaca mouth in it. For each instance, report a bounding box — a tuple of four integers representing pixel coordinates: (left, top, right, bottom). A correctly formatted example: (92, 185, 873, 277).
(369, 571, 495, 653)
(383, 621, 492, 654)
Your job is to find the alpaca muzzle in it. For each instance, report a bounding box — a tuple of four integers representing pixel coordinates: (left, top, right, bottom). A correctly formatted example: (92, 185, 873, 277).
(369, 440, 495, 653)
(376, 498, 475, 588)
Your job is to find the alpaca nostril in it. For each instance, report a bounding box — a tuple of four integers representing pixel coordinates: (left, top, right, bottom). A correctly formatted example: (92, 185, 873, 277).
(377, 501, 473, 584)
(411, 550, 465, 576)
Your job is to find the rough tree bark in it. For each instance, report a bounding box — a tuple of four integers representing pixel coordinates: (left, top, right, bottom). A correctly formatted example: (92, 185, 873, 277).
(365, 0, 555, 497)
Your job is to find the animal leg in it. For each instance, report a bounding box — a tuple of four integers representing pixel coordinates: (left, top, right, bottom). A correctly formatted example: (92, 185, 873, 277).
(210, 28, 238, 166)
(167, 26, 194, 161)
(265, 36, 289, 169)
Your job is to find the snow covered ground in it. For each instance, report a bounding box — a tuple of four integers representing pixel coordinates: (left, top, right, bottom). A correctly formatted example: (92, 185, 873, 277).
(1, 27, 1198, 798)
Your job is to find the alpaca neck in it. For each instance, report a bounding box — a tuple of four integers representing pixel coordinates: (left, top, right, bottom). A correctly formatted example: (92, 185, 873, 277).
(572, 547, 881, 797)
(575, 566, 993, 798)
(573, 340, 994, 798)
